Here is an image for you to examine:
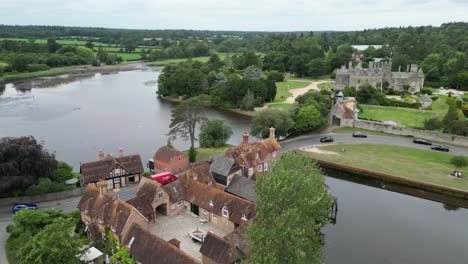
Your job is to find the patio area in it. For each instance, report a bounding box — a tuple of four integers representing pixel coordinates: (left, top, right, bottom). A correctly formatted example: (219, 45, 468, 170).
(148, 211, 229, 261)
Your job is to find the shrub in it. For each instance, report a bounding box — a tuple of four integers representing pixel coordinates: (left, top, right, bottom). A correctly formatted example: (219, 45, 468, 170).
(143, 172, 151, 178)
(424, 118, 443, 130)
(420, 88, 433, 95)
(188, 147, 197, 163)
(199, 119, 233, 148)
(28, 64, 50, 72)
(450, 156, 468, 169)
(267, 70, 285, 82)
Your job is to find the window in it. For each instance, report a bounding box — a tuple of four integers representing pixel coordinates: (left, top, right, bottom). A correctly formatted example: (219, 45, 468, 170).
(212, 214, 217, 220)
(272, 151, 276, 157)
(98, 218, 103, 224)
(241, 213, 247, 221)
(257, 164, 262, 171)
(114, 177, 120, 183)
(193, 175, 198, 180)
(111, 226, 116, 232)
(108, 179, 113, 184)
(114, 168, 121, 174)
(256, 153, 259, 159)
(248, 168, 254, 176)
(264, 163, 268, 171)
(222, 207, 229, 217)
(84, 210, 89, 215)
(177, 201, 183, 206)
(209, 200, 213, 207)
(202, 209, 208, 215)
(158, 192, 163, 199)
(172, 186, 178, 193)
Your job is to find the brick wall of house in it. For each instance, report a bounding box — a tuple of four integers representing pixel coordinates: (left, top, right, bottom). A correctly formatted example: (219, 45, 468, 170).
(167, 201, 185, 216)
(198, 206, 235, 232)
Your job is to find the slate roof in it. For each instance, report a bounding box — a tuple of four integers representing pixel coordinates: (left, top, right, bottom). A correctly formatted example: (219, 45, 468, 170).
(153, 146, 184, 163)
(211, 155, 235, 177)
(225, 175, 257, 203)
(81, 154, 144, 184)
(123, 224, 199, 264)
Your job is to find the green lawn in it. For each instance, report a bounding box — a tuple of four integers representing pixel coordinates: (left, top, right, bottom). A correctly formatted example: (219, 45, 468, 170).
(274, 80, 309, 103)
(317, 82, 333, 90)
(268, 103, 292, 111)
(359, 103, 446, 128)
(117, 52, 142, 61)
(300, 143, 468, 191)
(182, 145, 232, 162)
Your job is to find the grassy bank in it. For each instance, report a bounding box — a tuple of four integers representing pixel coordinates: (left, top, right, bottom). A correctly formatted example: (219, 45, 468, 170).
(182, 145, 232, 162)
(274, 80, 309, 103)
(317, 82, 332, 90)
(268, 103, 292, 111)
(300, 143, 468, 191)
(0, 68, 70, 84)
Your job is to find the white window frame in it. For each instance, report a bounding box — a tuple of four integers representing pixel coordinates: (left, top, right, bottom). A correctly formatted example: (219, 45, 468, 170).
(248, 167, 253, 176)
(108, 179, 113, 184)
(202, 209, 208, 215)
(209, 200, 214, 207)
(241, 213, 247, 221)
(264, 163, 268, 171)
(212, 213, 217, 220)
(158, 192, 163, 199)
(222, 207, 229, 218)
(113, 177, 120, 183)
(257, 164, 262, 171)
(114, 168, 121, 174)
(177, 201, 183, 206)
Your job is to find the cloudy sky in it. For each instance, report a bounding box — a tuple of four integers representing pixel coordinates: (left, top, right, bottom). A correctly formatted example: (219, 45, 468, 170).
(1, 0, 467, 31)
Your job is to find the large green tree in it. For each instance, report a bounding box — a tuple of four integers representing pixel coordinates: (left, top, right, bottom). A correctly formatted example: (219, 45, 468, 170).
(294, 105, 326, 132)
(251, 109, 294, 139)
(199, 119, 233, 148)
(246, 153, 333, 264)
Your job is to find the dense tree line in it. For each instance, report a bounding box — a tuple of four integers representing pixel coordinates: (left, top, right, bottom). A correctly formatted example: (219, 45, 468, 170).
(158, 53, 277, 110)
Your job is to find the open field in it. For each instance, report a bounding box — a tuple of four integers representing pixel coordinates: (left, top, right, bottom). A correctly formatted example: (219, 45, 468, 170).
(274, 80, 310, 103)
(117, 52, 142, 61)
(359, 103, 446, 128)
(300, 143, 468, 191)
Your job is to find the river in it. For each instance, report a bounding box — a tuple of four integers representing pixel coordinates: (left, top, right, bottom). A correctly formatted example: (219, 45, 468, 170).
(1, 67, 468, 263)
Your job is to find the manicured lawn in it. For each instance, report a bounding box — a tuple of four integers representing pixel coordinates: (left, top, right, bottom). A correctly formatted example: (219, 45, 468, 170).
(274, 81, 309, 103)
(300, 143, 468, 191)
(359, 104, 446, 128)
(268, 103, 292, 111)
(317, 82, 333, 90)
(182, 145, 232, 162)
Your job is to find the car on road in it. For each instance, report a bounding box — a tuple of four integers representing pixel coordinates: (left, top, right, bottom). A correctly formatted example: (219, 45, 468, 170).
(12, 203, 38, 214)
(320, 136, 334, 143)
(413, 138, 432, 145)
(431, 144, 450, 152)
(352, 132, 367, 138)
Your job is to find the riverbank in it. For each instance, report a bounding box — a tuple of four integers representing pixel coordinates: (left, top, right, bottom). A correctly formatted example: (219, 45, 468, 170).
(160, 96, 256, 117)
(297, 143, 468, 199)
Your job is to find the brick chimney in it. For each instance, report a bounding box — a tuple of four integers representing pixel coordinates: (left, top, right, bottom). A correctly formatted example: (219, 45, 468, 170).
(98, 150, 104, 161)
(168, 238, 181, 249)
(118, 147, 124, 157)
(242, 133, 249, 145)
(98, 180, 107, 196)
(269, 127, 276, 139)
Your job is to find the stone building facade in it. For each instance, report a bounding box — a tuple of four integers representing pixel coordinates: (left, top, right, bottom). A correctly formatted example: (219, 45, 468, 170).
(332, 61, 425, 94)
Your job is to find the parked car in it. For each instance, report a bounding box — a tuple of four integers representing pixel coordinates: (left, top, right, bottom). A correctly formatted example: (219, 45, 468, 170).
(150, 172, 178, 185)
(352, 132, 367, 138)
(12, 203, 38, 214)
(320, 136, 334, 143)
(431, 144, 450, 152)
(413, 138, 432, 145)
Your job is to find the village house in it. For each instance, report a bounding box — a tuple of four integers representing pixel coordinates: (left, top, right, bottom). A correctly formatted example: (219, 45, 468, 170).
(77, 181, 148, 243)
(329, 93, 358, 126)
(210, 155, 242, 186)
(151, 146, 189, 174)
(80, 148, 144, 190)
(225, 129, 281, 179)
(225, 175, 257, 203)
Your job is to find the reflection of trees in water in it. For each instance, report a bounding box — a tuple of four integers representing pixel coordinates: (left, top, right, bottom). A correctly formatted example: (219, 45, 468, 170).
(0, 82, 5, 95)
(443, 203, 461, 211)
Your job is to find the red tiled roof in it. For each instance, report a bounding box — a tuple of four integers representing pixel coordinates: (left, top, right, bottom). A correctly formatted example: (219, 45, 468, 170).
(153, 146, 185, 163)
(225, 138, 280, 168)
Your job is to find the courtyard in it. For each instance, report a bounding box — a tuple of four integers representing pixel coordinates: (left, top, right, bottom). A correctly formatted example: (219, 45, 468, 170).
(148, 211, 229, 261)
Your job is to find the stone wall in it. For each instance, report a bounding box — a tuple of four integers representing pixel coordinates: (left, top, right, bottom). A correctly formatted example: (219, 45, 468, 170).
(343, 119, 468, 147)
(0, 188, 83, 206)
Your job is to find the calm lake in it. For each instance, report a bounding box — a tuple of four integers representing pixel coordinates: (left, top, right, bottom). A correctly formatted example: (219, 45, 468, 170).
(1, 66, 467, 263)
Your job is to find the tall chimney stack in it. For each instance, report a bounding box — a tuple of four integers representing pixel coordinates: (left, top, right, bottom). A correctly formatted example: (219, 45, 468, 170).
(119, 147, 124, 157)
(98, 150, 104, 160)
(98, 180, 108, 196)
(242, 133, 249, 145)
(406, 65, 410, 72)
(269, 127, 276, 139)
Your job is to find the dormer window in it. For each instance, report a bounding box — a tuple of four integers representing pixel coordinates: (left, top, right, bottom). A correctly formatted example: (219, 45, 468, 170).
(98, 218, 103, 224)
(222, 207, 229, 218)
(209, 200, 214, 207)
(111, 226, 116, 232)
(257, 164, 262, 171)
(241, 213, 247, 221)
(193, 175, 198, 180)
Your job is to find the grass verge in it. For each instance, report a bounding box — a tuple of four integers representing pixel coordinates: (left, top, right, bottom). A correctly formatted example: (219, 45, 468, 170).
(299, 143, 468, 191)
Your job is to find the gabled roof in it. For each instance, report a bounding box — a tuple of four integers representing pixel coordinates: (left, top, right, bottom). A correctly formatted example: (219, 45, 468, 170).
(153, 146, 185, 163)
(123, 224, 199, 264)
(226, 138, 280, 168)
(190, 161, 215, 184)
(77, 185, 141, 236)
(225, 175, 257, 203)
(199, 233, 240, 264)
(211, 155, 236, 177)
(81, 154, 144, 184)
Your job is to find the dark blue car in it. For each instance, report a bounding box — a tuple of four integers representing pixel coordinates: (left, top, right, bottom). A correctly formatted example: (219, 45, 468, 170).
(12, 203, 38, 214)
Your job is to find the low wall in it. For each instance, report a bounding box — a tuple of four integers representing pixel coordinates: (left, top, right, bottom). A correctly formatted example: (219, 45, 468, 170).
(0, 188, 84, 207)
(344, 119, 468, 147)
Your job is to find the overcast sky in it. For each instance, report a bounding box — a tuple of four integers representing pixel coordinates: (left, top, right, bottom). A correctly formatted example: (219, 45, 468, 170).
(1, 0, 467, 31)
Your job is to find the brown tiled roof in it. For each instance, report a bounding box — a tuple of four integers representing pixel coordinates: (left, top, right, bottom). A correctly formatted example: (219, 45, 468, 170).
(77, 185, 142, 236)
(162, 180, 184, 204)
(126, 195, 154, 223)
(80, 154, 144, 184)
(123, 224, 199, 264)
(189, 161, 215, 185)
(224, 223, 249, 258)
(182, 178, 256, 225)
(199, 233, 239, 264)
(226, 139, 280, 168)
(153, 146, 185, 163)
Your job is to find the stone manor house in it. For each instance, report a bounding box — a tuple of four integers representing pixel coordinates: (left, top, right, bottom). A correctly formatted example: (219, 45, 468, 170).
(332, 60, 425, 94)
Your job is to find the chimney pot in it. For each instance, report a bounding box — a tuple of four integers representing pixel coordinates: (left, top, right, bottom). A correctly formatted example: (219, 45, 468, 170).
(119, 147, 124, 157)
(242, 133, 249, 145)
(269, 127, 276, 139)
(98, 180, 108, 196)
(98, 150, 104, 160)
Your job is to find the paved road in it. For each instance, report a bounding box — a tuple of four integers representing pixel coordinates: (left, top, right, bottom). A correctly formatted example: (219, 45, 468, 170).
(1, 133, 467, 263)
(0, 184, 139, 264)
